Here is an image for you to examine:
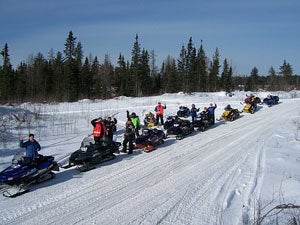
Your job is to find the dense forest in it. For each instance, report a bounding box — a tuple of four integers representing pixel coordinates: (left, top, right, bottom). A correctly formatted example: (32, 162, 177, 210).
(0, 31, 299, 103)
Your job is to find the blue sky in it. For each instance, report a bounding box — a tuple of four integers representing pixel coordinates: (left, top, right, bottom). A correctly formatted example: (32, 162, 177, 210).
(1, 0, 300, 75)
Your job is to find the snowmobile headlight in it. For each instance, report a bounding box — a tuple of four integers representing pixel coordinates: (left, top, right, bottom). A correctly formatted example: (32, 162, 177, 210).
(12, 164, 20, 169)
(12, 160, 20, 168)
(80, 147, 87, 152)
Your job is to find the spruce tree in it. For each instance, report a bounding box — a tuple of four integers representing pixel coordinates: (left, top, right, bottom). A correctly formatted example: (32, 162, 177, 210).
(130, 34, 142, 96)
(177, 45, 187, 92)
(63, 31, 81, 101)
(279, 60, 293, 90)
(0, 43, 14, 102)
(268, 66, 277, 91)
(196, 41, 207, 92)
(208, 48, 220, 92)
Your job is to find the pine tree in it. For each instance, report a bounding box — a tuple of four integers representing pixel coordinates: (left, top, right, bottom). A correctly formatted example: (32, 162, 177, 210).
(0, 43, 14, 102)
(63, 31, 81, 101)
(220, 58, 233, 93)
(100, 54, 114, 98)
(279, 60, 293, 90)
(250, 67, 259, 91)
(162, 55, 178, 93)
(81, 57, 93, 99)
(139, 49, 151, 95)
(196, 41, 207, 92)
(208, 48, 220, 92)
(130, 34, 142, 96)
(177, 45, 187, 92)
(115, 54, 129, 96)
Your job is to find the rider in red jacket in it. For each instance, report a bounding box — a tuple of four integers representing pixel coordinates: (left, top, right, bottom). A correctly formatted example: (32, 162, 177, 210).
(91, 117, 106, 145)
(154, 102, 166, 125)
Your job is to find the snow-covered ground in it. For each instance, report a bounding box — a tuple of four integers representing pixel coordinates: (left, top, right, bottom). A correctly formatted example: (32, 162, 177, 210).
(0, 91, 299, 225)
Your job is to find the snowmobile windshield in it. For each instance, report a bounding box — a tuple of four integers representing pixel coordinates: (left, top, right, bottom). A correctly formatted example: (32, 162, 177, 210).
(12, 152, 24, 162)
(11, 152, 24, 168)
(81, 136, 95, 147)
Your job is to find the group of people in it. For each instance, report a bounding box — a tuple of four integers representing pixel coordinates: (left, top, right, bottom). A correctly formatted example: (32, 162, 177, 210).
(19, 101, 216, 161)
(90, 116, 117, 145)
(121, 102, 166, 154)
(190, 103, 217, 125)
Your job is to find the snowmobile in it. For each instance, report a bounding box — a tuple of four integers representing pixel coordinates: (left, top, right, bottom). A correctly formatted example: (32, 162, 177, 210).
(166, 116, 194, 140)
(263, 95, 279, 106)
(177, 106, 190, 118)
(163, 115, 177, 130)
(192, 113, 211, 131)
(134, 128, 166, 152)
(243, 103, 257, 114)
(62, 136, 121, 172)
(243, 95, 261, 114)
(219, 106, 240, 121)
(0, 152, 59, 197)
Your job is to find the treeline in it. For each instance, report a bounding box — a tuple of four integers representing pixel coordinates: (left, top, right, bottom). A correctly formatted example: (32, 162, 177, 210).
(0, 31, 299, 103)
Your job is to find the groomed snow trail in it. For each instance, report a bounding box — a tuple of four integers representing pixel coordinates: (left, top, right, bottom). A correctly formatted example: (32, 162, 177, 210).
(0, 99, 298, 225)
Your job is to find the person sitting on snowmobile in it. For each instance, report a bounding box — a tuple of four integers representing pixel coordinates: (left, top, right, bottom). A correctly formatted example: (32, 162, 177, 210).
(200, 107, 209, 120)
(224, 104, 232, 111)
(144, 111, 156, 127)
(19, 133, 41, 164)
(127, 111, 140, 137)
(91, 117, 107, 145)
(190, 104, 199, 123)
(121, 119, 135, 154)
(104, 116, 117, 142)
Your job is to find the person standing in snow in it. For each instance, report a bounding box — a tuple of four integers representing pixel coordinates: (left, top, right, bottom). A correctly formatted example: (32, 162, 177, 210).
(207, 103, 217, 125)
(91, 117, 106, 145)
(190, 104, 199, 123)
(127, 110, 140, 137)
(19, 133, 41, 162)
(121, 119, 135, 154)
(154, 102, 166, 125)
(104, 116, 117, 142)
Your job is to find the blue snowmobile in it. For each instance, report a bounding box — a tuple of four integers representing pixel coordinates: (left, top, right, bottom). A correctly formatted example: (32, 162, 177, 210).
(0, 152, 59, 197)
(263, 95, 279, 106)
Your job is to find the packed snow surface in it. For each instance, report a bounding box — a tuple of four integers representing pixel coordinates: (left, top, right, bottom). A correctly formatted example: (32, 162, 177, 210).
(0, 91, 299, 225)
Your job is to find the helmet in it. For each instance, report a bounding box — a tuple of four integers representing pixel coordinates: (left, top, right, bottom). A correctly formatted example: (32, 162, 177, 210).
(225, 104, 231, 110)
(158, 102, 161, 105)
(131, 112, 136, 117)
(192, 104, 195, 108)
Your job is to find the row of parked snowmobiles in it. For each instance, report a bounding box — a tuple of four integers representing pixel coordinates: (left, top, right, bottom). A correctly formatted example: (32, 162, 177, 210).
(0, 94, 280, 198)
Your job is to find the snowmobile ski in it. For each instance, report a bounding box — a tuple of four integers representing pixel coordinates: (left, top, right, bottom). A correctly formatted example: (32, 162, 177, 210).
(3, 186, 30, 198)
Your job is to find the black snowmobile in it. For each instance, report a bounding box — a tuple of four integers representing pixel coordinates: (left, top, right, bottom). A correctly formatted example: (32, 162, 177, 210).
(0, 152, 59, 197)
(177, 106, 190, 118)
(134, 128, 166, 152)
(192, 113, 211, 131)
(163, 116, 177, 130)
(166, 116, 194, 140)
(62, 136, 121, 172)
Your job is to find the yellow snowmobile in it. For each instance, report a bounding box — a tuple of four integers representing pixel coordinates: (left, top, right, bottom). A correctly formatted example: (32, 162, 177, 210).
(218, 105, 240, 121)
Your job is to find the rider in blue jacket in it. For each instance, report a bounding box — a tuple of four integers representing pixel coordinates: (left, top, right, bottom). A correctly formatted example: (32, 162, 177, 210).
(207, 103, 217, 125)
(19, 134, 41, 160)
